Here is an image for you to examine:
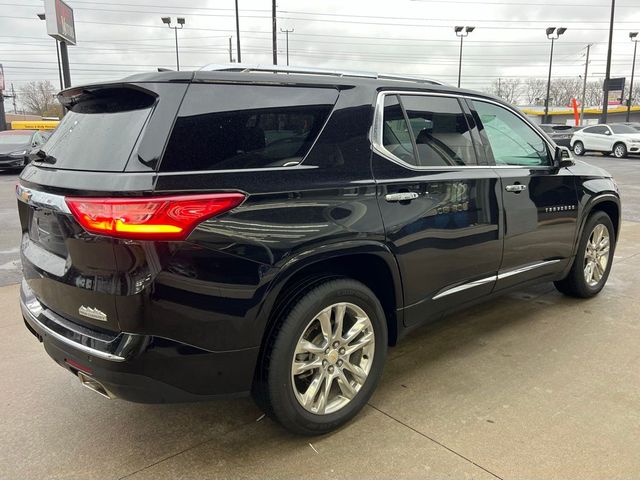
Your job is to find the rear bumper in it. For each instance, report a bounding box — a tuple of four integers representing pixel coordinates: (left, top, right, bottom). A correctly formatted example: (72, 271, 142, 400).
(20, 281, 259, 402)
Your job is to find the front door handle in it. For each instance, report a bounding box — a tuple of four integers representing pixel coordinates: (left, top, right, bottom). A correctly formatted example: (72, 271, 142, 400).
(505, 184, 527, 193)
(385, 192, 419, 202)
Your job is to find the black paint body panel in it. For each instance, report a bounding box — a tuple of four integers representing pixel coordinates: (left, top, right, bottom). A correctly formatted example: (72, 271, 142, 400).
(17, 73, 621, 401)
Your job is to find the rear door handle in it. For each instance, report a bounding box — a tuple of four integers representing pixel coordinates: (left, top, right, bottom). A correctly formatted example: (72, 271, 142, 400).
(505, 184, 527, 193)
(385, 192, 419, 202)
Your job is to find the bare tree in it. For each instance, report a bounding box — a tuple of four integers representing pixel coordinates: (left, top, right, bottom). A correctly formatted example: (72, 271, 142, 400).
(19, 80, 57, 116)
(523, 78, 546, 105)
(485, 78, 521, 104)
(549, 78, 581, 108)
(584, 80, 604, 107)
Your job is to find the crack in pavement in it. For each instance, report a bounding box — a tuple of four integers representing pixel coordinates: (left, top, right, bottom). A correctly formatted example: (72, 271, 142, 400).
(367, 403, 505, 480)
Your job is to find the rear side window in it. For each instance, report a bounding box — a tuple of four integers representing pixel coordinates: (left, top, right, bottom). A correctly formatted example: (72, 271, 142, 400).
(583, 126, 608, 135)
(400, 95, 477, 166)
(160, 84, 338, 171)
(37, 87, 155, 171)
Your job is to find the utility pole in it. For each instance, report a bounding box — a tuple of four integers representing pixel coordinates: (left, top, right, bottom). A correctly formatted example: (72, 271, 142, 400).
(229, 36, 234, 62)
(627, 32, 638, 122)
(580, 44, 591, 126)
(601, 0, 616, 123)
(280, 28, 294, 66)
(11, 83, 16, 113)
(272, 0, 277, 65)
(235, 0, 241, 63)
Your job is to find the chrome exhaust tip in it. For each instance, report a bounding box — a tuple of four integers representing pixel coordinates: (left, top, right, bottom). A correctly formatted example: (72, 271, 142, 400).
(77, 372, 113, 399)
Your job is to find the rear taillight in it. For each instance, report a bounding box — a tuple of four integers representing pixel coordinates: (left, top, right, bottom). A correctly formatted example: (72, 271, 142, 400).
(65, 193, 245, 241)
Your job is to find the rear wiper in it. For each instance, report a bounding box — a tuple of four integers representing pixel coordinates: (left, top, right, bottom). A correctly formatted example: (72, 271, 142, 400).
(34, 149, 57, 164)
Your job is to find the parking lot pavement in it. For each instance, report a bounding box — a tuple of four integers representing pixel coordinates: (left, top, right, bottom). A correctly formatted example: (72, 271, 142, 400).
(0, 171, 22, 287)
(1, 157, 640, 479)
(0, 233, 638, 479)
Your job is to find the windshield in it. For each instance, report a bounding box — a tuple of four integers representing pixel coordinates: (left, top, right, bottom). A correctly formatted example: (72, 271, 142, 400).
(610, 124, 638, 134)
(0, 134, 31, 145)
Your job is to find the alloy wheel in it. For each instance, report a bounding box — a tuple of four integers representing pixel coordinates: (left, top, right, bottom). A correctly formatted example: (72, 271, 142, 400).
(584, 224, 610, 287)
(291, 302, 375, 415)
(614, 144, 626, 158)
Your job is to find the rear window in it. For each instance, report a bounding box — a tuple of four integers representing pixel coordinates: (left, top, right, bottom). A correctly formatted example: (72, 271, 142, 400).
(160, 84, 338, 172)
(35, 87, 155, 171)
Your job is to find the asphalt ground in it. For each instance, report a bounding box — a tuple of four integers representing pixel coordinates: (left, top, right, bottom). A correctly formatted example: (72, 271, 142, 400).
(1, 154, 639, 479)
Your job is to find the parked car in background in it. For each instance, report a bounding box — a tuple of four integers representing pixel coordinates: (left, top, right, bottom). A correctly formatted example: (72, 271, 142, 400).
(538, 124, 583, 147)
(0, 130, 47, 170)
(621, 122, 640, 132)
(571, 123, 640, 158)
(18, 66, 620, 435)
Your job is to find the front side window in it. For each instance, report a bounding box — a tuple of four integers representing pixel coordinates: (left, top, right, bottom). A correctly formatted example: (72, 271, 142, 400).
(610, 124, 638, 134)
(161, 84, 337, 171)
(472, 100, 550, 167)
(400, 95, 477, 166)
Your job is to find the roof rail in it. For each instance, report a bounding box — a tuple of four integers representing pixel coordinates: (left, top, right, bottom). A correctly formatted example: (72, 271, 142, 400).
(199, 63, 443, 85)
(377, 73, 442, 85)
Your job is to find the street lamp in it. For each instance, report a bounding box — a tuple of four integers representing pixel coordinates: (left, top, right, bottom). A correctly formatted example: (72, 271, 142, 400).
(37, 13, 63, 91)
(626, 32, 639, 122)
(455, 26, 475, 88)
(162, 16, 185, 71)
(544, 26, 567, 123)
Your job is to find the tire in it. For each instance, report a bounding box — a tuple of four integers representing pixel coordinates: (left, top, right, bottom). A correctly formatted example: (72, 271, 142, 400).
(554, 211, 615, 298)
(254, 278, 387, 435)
(613, 142, 628, 158)
(573, 141, 585, 156)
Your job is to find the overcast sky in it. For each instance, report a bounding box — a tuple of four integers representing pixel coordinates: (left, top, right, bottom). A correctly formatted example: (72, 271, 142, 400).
(1, 0, 639, 103)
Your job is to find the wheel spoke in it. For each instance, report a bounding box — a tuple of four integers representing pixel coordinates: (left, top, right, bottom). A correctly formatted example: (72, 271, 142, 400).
(317, 309, 333, 344)
(344, 331, 374, 356)
(332, 303, 346, 342)
(296, 339, 325, 355)
(336, 370, 356, 399)
(292, 357, 322, 375)
(344, 317, 369, 345)
(302, 371, 325, 409)
(343, 360, 367, 385)
(318, 374, 334, 414)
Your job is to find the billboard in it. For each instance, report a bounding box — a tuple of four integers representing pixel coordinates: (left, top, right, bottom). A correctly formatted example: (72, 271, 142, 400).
(0, 64, 4, 91)
(605, 77, 625, 106)
(44, 0, 76, 45)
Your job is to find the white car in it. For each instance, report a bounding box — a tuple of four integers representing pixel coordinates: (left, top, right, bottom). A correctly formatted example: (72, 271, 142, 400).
(570, 123, 640, 158)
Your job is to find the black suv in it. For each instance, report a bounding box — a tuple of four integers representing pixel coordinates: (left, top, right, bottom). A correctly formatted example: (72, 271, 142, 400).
(18, 66, 620, 435)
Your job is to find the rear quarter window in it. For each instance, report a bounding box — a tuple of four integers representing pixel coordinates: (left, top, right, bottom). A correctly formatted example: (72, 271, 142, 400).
(160, 84, 338, 172)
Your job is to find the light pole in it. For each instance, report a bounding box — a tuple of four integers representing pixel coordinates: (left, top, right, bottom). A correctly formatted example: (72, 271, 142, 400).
(601, 0, 616, 124)
(37, 13, 63, 91)
(454, 26, 475, 88)
(544, 27, 567, 123)
(579, 44, 591, 126)
(161, 17, 185, 71)
(626, 32, 639, 122)
(280, 28, 294, 66)
(235, 0, 241, 63)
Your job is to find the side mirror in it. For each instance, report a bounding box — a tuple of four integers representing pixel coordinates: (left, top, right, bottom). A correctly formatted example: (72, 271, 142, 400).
(554, 146, 574, 169)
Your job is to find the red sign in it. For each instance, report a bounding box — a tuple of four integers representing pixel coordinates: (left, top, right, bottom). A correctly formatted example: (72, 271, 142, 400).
(44, 0, 76, 45)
